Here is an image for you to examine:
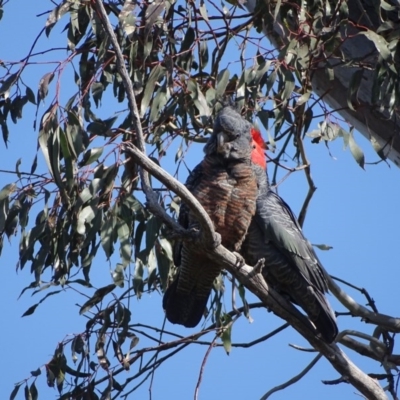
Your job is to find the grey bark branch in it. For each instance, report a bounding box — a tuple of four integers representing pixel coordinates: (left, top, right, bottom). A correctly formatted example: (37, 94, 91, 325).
(328, 276, 400, 333)
(260, 353, 323, 400)
(245, 0, 400, 167)
(340, 335, 400, 367)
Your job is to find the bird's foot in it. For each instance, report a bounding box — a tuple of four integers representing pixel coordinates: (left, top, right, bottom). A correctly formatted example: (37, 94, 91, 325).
(253, 258, 265, 274)
(232, 252, 246, 268)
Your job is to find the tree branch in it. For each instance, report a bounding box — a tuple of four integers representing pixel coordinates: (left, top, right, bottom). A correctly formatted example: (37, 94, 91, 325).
(260, 353, 323, 400)
(327, 275, 400, 333)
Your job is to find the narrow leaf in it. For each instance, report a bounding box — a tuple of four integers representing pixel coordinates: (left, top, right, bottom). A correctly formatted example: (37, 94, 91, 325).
(348, 130, 365, 169)
(313, 243, 333, 251)
(79, 284, 116, 314)
(37, 72, 55, 102)
(9, 384, 21, 400)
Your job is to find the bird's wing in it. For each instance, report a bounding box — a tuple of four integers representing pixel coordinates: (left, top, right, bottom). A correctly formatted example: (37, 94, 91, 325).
(255, 188, 329, 293)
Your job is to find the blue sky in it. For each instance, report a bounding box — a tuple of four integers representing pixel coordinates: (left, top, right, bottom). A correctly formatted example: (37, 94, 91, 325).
(1, 1, 399, 399)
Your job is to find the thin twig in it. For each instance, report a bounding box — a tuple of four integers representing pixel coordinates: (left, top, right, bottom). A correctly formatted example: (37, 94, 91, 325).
(260, 353, 323, 399)
(194, 335, 218, 400)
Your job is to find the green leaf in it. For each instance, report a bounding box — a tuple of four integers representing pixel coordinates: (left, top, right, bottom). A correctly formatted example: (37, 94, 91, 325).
(91, 82, 104, 107)
(274, 0, 282, 20)
(348, 130, 365, 169)
(29, 382, 38, 400)
(140, 64, 166, 117)
(149, 83, 169, 123)
(101, 214, 116, 259)
(147, 248, 157, 289)
(133, 258, 144, 298)
(144, 0, 165, 37)
(313, 243, 333, 251)
(77, 205, 97, 235)
(37, 72, 55, 103)
(119, 0, 137, 36)
(359, 31, 394, 67)
(216, 69, 230, 98)
(22, 303, 39, 317)
(0, 183, 16, 201)
(221, 314, 232, 355)
(1, 119, 9, 147)
(25, 86, 36, 105)
(56, 368, 65, 394)
(296, 91, 311, 106)
(177, 27, 195, 70)
(79, 147, 104, 167)
(79, 284, 116, 314)
(15, 158, 22, 179)
(187, 79, 210, 118)
(45, 0, 71, 36)
(237, 284, 252, 322)
(266, 69, 277, 95)
(199, 1, 209, 21)
(281, 68, 295, 101)
(117, 219, 132, 267)
(38, 108, 57, 177)
(9, 384, 21, 400)
(87, 116, 118, 137)
(199, 40, 209, 69)
(146, 215, 161, 252)
(155, 238, 173, 291)
(112, 263, 126, 287)
(50, 127, 67, 198)
(370, 135, 387, 161)
(0, 72, 18, 98)
(347, 69, 364, 111)
(24, 384, 31, 400)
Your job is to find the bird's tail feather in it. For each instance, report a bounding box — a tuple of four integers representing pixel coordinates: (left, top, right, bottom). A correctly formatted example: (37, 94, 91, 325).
(163, 273, 210, 328)
(311, 290, 338, 343)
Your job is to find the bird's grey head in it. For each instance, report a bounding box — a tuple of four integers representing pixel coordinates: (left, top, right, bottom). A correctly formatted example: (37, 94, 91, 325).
(204, 105, 253, 160)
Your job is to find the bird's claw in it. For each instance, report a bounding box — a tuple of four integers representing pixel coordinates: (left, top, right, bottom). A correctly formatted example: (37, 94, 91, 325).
(253, 258, 265, 273)
(233, 252, 246, 268)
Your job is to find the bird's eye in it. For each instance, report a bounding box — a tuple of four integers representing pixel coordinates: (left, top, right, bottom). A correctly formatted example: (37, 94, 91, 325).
(235, 134, 240, 139)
